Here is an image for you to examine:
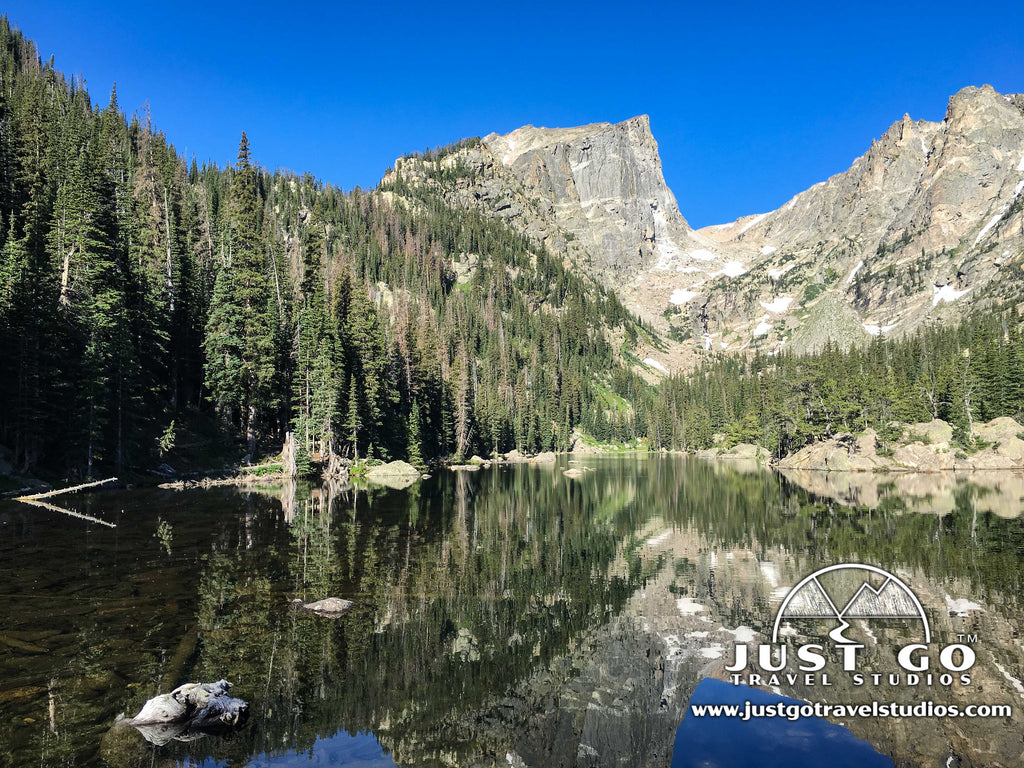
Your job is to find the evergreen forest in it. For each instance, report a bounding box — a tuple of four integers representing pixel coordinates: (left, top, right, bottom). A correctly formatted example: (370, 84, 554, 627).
(0, 20, 647, 477)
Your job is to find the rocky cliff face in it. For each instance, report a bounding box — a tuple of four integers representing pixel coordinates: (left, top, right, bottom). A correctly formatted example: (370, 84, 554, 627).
(383, 116, 739, 341)
(696, 85, 1024, 354)
(483, 116, 694, 280)
(385, 85, 1024, 370)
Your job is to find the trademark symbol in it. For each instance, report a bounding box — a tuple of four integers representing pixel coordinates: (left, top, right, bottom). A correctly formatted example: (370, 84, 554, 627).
(957, 633, 979, 643)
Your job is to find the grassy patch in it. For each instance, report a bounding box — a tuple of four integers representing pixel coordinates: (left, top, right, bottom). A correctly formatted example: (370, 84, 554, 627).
(349, 458, 385, 476)
(241, 462, 284, 477)
(575, 433, 650, 452)
(802, 283, 826, 304)
(593, 381, 633, 416)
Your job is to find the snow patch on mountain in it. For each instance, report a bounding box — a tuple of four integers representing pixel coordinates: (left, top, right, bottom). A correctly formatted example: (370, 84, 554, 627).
(759, 296, 794, 313)
(715, 261, 747, 278)
(689, 248, 718, 261)
(768, 264, 796, 280)
(670, 288, 698, 305)
(846, 260, 865, 284)
(644, 358, 669, 375)
(932, 285, 970, 306)
(739, 213, 767, 235)
(974, 213, 1005, 245)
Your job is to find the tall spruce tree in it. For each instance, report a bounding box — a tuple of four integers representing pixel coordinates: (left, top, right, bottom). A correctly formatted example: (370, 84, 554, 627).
(292, 206, 340, 462)
(203, 133, 277, 457)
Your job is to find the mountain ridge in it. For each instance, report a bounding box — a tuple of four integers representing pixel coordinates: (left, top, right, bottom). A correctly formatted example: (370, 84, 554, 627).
(392, 85, 1024, 372)
(694, 84, 1024, 355)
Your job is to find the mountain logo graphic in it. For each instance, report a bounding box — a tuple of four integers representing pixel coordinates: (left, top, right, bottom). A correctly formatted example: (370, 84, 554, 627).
(771, 563, 931, 644)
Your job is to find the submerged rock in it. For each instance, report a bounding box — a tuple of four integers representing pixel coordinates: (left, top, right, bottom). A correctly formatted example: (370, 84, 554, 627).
(291, 597, 354, 617)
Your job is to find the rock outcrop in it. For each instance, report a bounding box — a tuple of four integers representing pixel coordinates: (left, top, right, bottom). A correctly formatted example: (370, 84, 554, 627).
(778, 417, 1024, 472)
(696, 443, 771, 463)
(291, 597, 354, 617)
(384, 115, 742, 340)
(484, 115, 694, 281)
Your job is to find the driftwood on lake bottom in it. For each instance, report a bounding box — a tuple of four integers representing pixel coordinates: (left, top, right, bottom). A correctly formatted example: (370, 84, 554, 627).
(117, 680, 248, 746)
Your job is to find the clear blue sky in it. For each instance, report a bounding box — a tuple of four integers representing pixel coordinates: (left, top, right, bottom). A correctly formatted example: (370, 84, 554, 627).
(5, 1, 1023, 228)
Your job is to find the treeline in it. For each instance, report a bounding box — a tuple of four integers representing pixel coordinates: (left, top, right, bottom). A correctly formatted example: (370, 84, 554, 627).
(0, 19, 649, 476)
(650, 310, 1024, 456)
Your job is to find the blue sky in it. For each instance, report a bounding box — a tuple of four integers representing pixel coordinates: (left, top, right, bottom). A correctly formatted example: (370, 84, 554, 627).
(5, 1, 1022, 228)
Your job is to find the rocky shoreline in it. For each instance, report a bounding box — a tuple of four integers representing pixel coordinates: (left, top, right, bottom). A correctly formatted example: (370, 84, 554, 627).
(777, 417, 1024, 472)
(691, 416, 1024, 474)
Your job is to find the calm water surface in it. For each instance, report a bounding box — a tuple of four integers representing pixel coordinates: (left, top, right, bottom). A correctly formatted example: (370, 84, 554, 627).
(1, 455, 1022, 768)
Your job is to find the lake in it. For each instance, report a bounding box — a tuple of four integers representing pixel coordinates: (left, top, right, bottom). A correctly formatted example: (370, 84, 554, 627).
(1, 455, 1022, 767)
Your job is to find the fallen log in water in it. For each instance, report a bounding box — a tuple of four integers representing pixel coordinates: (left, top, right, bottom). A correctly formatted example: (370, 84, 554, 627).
(13, 477, 119, 527)
(15, 477, 118, 500)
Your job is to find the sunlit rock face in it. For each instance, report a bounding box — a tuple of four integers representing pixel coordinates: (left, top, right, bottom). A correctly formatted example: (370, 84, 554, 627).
(391, 87, 1024, 364)
(384, 115, 742, 343)
(697, 85, 1024, 354)
(484, 116, 694, 281)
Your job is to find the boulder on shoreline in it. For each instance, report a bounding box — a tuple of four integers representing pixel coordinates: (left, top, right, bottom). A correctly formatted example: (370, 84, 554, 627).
(365, 460, 420, 478)
(570, 438, 604, 455)
(362, 461, 421, 489)
(696, 443, 771, 464)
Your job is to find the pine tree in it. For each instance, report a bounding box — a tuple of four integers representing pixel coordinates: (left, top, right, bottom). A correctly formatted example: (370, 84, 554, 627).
(407, 398, 424, 468)
(292, 206, 340, 459)
(202, 133, 278, 457)
(203, 258, 244, 426)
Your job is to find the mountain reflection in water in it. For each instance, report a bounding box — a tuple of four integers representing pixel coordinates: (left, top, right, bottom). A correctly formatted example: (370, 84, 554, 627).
(189, 730, 398, 767)
(0, 455, 1021, 767)
(672, 679, 892, 768)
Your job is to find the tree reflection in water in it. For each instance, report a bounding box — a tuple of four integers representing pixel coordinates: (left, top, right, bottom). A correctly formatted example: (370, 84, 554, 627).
(0, 456, 1021, 766)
